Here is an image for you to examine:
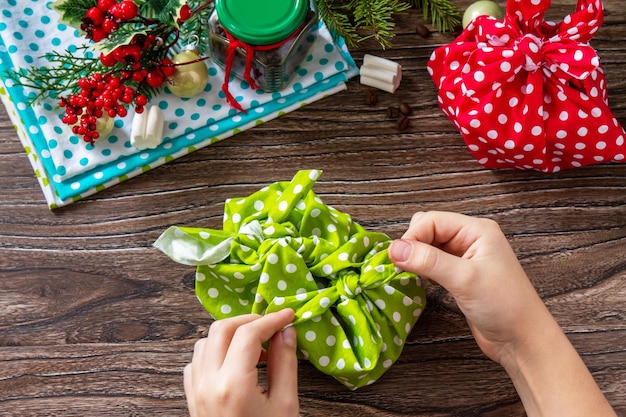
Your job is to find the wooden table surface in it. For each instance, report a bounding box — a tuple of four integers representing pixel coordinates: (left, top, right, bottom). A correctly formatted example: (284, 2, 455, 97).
(1, 1, 625, 416)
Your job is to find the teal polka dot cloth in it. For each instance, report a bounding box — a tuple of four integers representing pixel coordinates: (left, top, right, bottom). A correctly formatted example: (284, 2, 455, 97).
(0, 2, 357, 209)
(154, 170, 426, 389)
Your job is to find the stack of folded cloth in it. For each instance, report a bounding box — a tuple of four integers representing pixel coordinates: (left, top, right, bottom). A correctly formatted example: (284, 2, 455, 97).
(0, 1, 357, 208)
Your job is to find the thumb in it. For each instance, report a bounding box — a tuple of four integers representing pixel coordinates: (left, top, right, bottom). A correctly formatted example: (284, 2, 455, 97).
(389, 239, 469, 292)
(267, 325, 299, 409)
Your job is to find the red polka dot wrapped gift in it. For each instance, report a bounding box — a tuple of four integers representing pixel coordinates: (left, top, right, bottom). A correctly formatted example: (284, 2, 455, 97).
(428, 0, 626, 172)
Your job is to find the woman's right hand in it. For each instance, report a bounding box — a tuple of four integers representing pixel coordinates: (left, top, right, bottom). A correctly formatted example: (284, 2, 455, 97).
(388, 211, 617, 417)
(388, 210, 548, 364)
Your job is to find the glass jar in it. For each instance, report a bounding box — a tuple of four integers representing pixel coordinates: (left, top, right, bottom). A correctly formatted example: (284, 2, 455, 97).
(208, 0, 319, 93)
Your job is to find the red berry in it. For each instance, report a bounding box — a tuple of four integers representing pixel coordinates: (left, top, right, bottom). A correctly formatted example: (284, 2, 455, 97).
(90, 27, 108, 42)
(159, 58, 176, 77)
(86, 7, 105, 25)
(178, 4, 192, 22)
(99, 52, 117, 67)
(146, 70, 164, 88)
(97, 0, 116, 12)
(132, 70, 145, 82)
(113, 44, 141, 64)
(110, 1, 138, 21)
(141, 35, 156, 51)
(135, 95, 148, 106)
(102, 17, 119, 34)
(77, 78, 91, 89)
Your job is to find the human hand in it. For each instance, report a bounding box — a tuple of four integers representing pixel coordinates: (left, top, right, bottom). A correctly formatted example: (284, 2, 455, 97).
(387, 211, 550, 365)
(184, 308, 299, 417)
(388, 211, 617, 416)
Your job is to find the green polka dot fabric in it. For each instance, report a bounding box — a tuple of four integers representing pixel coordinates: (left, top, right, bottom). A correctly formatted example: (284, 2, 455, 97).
(154, 170, 426, 389)
(0, 2, 357, 209)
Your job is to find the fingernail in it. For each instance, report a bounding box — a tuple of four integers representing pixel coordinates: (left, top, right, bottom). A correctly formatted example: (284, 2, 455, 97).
(390, 239, 412, 262)
(282, 326, 297, 349)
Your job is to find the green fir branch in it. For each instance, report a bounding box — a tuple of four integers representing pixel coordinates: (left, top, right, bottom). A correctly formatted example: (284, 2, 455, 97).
(315, 0, 460, 49)
(137, 0, 186, 24)
(408, 0, 461, 33)
(314, 0, 360, 49)
(178, 0, 214, 54)
(5, 46, 105, 104)
(51, 0, 97, 30)
(350, 0, 411, 49)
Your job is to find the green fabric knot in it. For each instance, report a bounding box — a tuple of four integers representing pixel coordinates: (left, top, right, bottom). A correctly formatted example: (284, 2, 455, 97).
(154, 170, 426, 390)
(335, 270, 362, 299)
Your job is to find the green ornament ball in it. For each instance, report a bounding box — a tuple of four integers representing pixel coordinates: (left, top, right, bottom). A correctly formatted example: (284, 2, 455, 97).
(166, 50, 209, 98)
(462, 1, 505, 29)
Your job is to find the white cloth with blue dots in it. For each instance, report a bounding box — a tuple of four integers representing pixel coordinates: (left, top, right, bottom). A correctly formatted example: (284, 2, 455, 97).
(0, 0, 357, 208)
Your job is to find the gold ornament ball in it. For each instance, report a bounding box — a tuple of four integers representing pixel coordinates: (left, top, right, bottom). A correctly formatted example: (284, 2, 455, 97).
(462, 1, 505, 29)
(73, 113, 114, 142)
(167, 50, 209, 98)
(97, 113, 115, 139)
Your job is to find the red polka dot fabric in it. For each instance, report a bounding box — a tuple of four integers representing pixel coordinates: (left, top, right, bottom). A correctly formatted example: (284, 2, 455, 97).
(428, 0, 626, 172)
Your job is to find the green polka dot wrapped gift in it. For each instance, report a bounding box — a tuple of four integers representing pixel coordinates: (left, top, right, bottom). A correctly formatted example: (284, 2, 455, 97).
(154, 170, 426, 389)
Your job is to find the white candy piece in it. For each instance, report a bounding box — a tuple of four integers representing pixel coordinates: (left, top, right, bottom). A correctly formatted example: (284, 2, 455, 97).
(131, 109, 148, 146)
(359, 54, 402, 93)
(145, 106, 165, 148)
(363, 54, 401, 73)
(359, 65, 397, 85)
(360, 74, 397, 94)
(131, 105, 165, 150)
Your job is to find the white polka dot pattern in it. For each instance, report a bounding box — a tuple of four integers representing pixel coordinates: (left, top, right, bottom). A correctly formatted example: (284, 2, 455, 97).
(0, 2, 358, 208)
(427, 0, 625, 172)
(154, 170, 426, 390)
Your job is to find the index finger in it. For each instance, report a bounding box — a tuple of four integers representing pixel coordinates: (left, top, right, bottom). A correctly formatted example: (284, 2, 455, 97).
(401, 211, 498, 258)
(193, 314, 262, 375)
(223, 309, 295, 371)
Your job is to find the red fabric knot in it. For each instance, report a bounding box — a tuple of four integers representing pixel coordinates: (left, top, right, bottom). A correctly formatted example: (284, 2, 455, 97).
(518, 34, 543, 72)
(427, 0, 626, 172)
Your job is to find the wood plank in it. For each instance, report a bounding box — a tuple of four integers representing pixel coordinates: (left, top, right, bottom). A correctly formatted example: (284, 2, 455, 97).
(1, 1, 625, 416)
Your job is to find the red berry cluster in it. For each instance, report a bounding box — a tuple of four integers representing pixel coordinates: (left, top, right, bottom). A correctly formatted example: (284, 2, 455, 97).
(99, 38, 176, 90)
(60, 73, 148, 144)
(58, 1, 201, 144)
(82, 0, 139, 42)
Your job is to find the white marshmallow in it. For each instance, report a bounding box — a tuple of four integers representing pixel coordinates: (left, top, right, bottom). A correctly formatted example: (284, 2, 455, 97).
(131, 105, 165, 150)
(131, 109, 148, 147)
(360, 74, 398, 94)
(363, 54, 401, 73)
(359, 54, 402, 93)
(145, 106, 165, 148)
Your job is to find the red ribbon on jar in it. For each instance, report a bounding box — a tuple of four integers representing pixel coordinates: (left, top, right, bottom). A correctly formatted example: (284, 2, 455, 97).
(221, 24, 304, 112)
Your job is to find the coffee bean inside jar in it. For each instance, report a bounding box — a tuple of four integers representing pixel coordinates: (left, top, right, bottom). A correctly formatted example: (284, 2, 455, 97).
(208, 0, 319, 105)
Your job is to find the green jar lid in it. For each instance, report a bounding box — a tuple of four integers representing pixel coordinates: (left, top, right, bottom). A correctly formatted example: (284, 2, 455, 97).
(215, 0, 309, 45)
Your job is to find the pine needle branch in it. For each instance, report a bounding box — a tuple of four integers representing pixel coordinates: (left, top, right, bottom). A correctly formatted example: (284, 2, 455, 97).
(314, 0, 460, 49)
(3, 46, 105, 104)
(315, 0, 360, 49)
(350, 0, 411, 50)
(409, 0, 461, 33)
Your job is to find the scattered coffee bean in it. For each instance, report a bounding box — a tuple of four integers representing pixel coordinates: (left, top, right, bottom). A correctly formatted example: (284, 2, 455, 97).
(386, 105, 400, 119)
(416, 23, 431, 38)
(364, 89, 378, 105)
(397, 115, 410, 131)
(399, 102, 413, 116)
